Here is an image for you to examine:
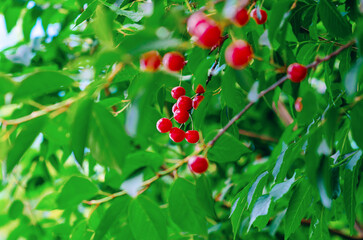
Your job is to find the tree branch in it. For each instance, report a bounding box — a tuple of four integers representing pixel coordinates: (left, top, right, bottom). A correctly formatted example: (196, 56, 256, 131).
(207, 40, 356, 147)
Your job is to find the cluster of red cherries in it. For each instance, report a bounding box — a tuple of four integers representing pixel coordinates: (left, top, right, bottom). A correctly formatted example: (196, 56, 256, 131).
(156, 84, 205, 143)
(139, 4, 309, 174)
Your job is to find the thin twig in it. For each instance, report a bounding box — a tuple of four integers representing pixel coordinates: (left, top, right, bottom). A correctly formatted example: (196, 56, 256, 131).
(207, 40, 356, 147)
(239, 129, 278, 142)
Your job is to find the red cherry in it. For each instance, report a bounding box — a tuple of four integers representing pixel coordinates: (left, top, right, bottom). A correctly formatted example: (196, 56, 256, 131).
(156, 118, 172, 133)
(171, 86, 186, 100)
(194, 23, 222, 49)
(187, 12, 208, 36)
(287, 63, 307, 83)
(188, 155, 209, 174)
(225, 40, 253, 69)
(174, 109, 189, 124)
(250, 8, 267, 25)
(232, 8, 249, 27)
(172, 103, 178, 113)
(177, 96, 193, 111)
(295, 97, 303, 112)
(163, 52, 186, 72)
(195, 84, 205, 94)
(140, 50, 161, 72)
(185, 130, 199, 143)
(192, 95, 205, 110)
(169, 127, 185, 142)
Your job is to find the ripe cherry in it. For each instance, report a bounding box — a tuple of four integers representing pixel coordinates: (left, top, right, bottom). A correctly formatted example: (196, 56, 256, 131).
(171, 86, 186, 100)
(185, 130, 199, 143)
(250, 8, 267, 25)
(287, 63, 307, 83)
(163, 52, 186, 72)
(140, 50, 161, 72)
(156, 118, 172, 133)
(195, 84, 205, 94)
(225, 40, 253, 69)
(232, 8, 249, 27)
(177, 96, 193, 111)
(295, 97, 303, 112)
(192, 95, 204, 110)
(169, 127, 185, 142)
(187, 12, 222, 49)
(172, 103, 178, 113)
(174, 109, 189, 124)
(188, 155, 209, 174)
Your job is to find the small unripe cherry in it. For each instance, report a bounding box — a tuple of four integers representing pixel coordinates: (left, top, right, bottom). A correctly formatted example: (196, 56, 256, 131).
(163, 52, 186, 72)
(232, 8, 249, 27)
(188, 155, 209, 174)
(295, 97, 303, 112)
(156, 118, 172, 133)
(225, 40, 253, 69)
(169, 127, 185, 142)
(192, 95, 205, 110)
(287, 63, 307, 83)
(250, 8, 268, 25)
(177, 96, 193, 111)
(172, 103, 178, 113)
(195, 84, 205, 94)
(185, 130, 199, 143)
(140, 50, 161, 72)
(174, 109, 189, 124)
(171, 86, 186, 100)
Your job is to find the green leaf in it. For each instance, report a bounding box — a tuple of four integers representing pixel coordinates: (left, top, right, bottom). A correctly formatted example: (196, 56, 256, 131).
(268, 0, 292, 45)
(123, 151, 163, 181)
(128, 196, 167, 240)
(206, 131, 251, 163)
(4, 6, 22, 33)
(318, 0, 352, 38)
(351, 101, 363, 150)
(248, 195, 272, 230)
(285, 180, 312, 239)
(35, 193, 59, 210)
(6, 117, 46, 173)
(75, 0, 98, 26)
(270, 174, 296, 201)
(196, 175, 217, 219)
(222, 68, 245, 112)
(92, 5, 115, 48)
(8, 200, 24, 219)
(71, 220, 93, 240)
(13, 71, 74, 100)
(70, 99, 93, 165)
(56, 176, 98, 209)
(247, 171, 269, 209)
(94, 196, 131, 240)
(343, 150, 362, 234)
(169, 178, 207, 236)
(0, 74, 15, 94)
(344, 58, 363, 97)
(100, 0, 144, 22)
(89, 103, 132, 172)
(309, 204, 330, 240)
(230, 185, 250, 240)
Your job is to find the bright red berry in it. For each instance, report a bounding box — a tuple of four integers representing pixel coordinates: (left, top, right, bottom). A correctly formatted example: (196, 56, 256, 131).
(174, 109, 189, 124)
(185, 130, 199, 143)
(163, 52, 186, 72)
(250, 8, 267, 25)
(169, 127, 185, 142)
(232, 8, 249, 27)
(195, 84, 205, 94)
(140, 50, 161, 72)
(188, 155, 209, 174)
(172, 103, 178, 113)
(192, 95, 205, 110)
(295, 97, 303, 112)
(156, 118, 172, 133)
(187, 12, 222, 49)
(177, 96, 193, 111)
(225, 40, 253, 69)
(287, 63, 307, 83)
(171, 86, 186, 100)
(187, 12, 209, 36)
